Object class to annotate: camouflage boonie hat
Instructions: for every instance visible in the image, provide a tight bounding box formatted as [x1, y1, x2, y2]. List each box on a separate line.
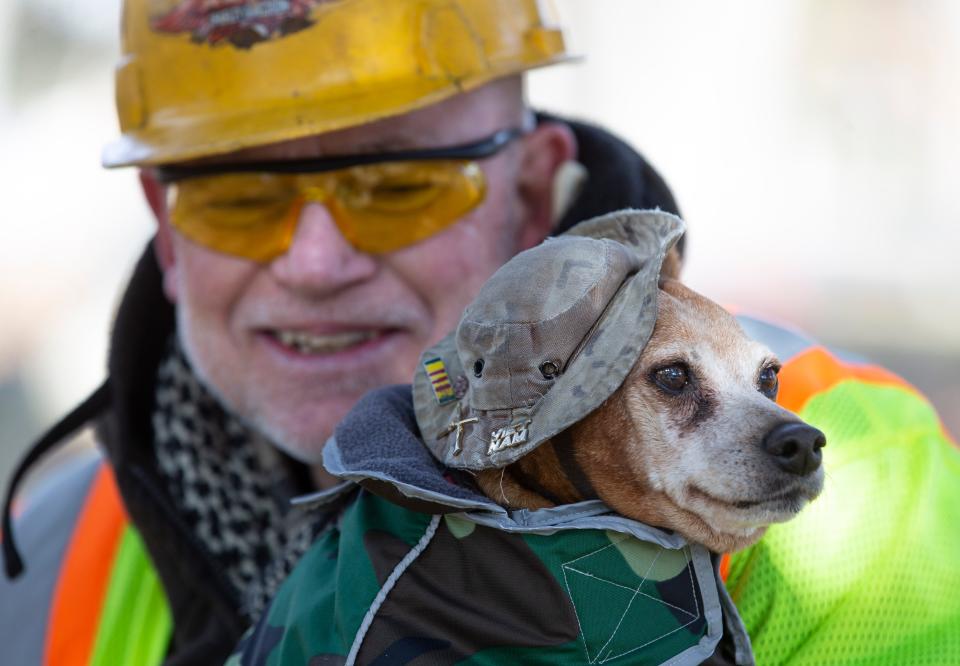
[413, 209, 685, 470]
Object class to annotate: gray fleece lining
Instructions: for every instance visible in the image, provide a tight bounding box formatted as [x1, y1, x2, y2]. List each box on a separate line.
[319, 385, 498, 509]
[464, 508, 689, 550]
[323, 439, 501, 513]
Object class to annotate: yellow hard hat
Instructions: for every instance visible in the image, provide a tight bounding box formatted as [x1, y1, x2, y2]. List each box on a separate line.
[104, 0, 569, 168]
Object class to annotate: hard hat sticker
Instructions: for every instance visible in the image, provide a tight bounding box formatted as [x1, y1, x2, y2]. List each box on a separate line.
[151, 0, 331, 49]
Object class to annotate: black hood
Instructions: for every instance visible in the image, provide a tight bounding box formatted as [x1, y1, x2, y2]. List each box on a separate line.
[547, 113, 682, 250]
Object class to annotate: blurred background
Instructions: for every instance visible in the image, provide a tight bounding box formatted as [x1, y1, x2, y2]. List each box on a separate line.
[2, 0, 958, 485]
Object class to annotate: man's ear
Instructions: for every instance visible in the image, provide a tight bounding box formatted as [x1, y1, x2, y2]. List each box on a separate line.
[515, 120, 577, 250]
[139, 169, 179, 303]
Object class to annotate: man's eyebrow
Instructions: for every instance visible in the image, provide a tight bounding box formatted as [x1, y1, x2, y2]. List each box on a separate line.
[175, 133, 431, 168]
[353, 140, 409, 153]
[297, 128, 443, 155]
[354, 134, 443, 152]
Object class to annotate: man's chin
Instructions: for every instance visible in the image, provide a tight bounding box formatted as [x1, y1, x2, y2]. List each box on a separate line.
[263, 436, 327, 466]
[242, 414, 334, 466]
[177, 321, 412, 464]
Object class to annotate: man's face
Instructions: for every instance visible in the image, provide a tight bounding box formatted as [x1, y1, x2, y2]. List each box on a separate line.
[155, 81, 564, 463]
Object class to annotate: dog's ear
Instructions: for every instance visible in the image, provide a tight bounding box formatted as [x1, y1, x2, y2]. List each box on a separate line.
[660, 246, 683, 281]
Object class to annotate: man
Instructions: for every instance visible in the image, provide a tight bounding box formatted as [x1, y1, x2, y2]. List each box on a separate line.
[0, 1, 680, 663]
[5, 0, 960, 664]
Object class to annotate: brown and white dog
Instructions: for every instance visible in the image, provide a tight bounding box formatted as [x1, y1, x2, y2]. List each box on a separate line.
[475, 270, 826, 554]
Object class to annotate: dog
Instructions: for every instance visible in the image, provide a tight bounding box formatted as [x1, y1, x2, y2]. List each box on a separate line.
[244, 211, 824, 664]
[472, 265, 826, 554]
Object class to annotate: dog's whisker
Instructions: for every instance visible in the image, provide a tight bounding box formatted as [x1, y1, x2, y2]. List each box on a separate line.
[499, 468, 510, 505]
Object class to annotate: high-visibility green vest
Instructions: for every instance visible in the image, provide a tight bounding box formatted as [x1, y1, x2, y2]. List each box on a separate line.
[726, 316, 960, 664]
[1, 456, 171, 665]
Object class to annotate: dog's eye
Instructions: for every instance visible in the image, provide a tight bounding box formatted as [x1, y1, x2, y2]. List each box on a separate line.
[653, 364, 689, 394]
[758, 366, 779, 399]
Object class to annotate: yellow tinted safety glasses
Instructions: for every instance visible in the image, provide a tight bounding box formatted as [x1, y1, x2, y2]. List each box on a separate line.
[167, 161, 485, 261]
[159, 128, 523, 262]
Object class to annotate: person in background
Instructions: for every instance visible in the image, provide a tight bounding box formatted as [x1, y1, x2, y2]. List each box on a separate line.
[3, 1, 959, 664]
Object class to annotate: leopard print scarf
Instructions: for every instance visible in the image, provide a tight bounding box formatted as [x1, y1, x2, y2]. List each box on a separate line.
[152, 338, 320, 621]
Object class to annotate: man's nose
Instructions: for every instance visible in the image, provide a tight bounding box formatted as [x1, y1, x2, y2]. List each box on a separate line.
[269, 202, 377, 293]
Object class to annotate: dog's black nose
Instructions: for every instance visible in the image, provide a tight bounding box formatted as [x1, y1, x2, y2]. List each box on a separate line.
[762, 422, 826, 476]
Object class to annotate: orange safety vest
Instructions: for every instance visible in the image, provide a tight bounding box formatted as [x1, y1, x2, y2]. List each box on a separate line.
[2, 456, 171, 666]
[717, 315, 922, 579]
[725, 315, 960, 664]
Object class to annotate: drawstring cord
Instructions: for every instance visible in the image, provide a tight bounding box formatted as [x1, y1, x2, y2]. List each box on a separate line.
[2, 381, 111, 578]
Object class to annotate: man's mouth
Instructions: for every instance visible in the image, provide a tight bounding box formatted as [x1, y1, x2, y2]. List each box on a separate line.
[270, 329, 381, 355]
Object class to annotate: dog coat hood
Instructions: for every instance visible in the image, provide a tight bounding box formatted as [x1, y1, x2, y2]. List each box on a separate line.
[414, 209, 684, 470]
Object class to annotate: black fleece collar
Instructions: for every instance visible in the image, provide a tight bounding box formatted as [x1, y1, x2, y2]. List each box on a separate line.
[305, 385, 500, 515]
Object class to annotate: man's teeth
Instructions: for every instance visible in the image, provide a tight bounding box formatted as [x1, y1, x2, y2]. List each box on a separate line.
[275, 330, 377, 354]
